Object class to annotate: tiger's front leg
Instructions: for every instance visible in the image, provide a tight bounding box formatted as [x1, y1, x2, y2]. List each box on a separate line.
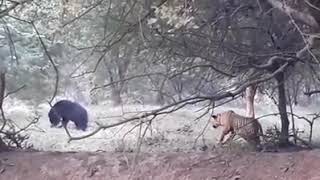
[221, 132, 236, 145]
[218, 129, 230, 145]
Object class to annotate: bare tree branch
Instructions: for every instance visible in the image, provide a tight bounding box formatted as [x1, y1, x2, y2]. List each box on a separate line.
[68, 60, 289, 142]
[305, 0, 320, 12]
[73, 0, 169, 77]
[2, 19, 18, 64]
[31, 22, 59, 104]
[304, 90, 320, 96]
[6, 15, 60, 104]
[63, 0, 105, 27]
[169, 64, 236, 79]
[267, 0, 319, 28]
[90, 72, 166, 92]
[0, 71, 7, 132]
[4, 84, 26, 98]
[0, 0, 32, 18]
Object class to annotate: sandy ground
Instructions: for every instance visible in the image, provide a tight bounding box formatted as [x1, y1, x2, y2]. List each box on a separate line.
[1, 149, 320, 180]
[2, 100, 320, 179]
[5, 101, 320, 153]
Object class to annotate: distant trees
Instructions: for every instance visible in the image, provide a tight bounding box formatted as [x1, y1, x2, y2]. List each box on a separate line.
[139, 0, 320, 146]
[0, 0, 319, 146]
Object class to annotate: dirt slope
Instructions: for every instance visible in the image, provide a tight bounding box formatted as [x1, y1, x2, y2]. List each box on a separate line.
[1, 149, 320, 180]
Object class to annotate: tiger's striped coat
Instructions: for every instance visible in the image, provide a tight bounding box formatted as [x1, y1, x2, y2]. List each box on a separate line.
[211, 110, 263, 150]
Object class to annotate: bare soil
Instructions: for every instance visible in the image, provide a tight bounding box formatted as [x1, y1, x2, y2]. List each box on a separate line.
[1, 149, 320, 180]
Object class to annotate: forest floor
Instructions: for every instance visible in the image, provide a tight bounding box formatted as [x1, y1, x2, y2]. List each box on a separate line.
[3, 101, 320, 179]
[1, 148, 320, 180]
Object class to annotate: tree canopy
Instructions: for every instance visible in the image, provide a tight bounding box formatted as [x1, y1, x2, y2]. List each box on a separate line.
[0, 0, 319, 147]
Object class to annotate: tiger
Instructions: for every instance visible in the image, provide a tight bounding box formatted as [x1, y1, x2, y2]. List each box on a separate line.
[211, 110, 263, 150]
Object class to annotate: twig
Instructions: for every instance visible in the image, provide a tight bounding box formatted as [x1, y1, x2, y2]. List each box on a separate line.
[63, 0, 105, 27]
[133, 116, 155, 165]
[71, 0, 170, 78]
[63, 125, 72, 142]
[304, 90, 320, 96]
[90, 72, 166, 92]
[2, 19, 18, 64]
[4, 84, 26, 98]
[31, 22, 59, 104]
[8, 115, 40, 135]
[267, 0, 319, 28]
[0, 0, 31, 18]
[193, 118, 210, 149]
[169, 64, 236, 79]
[121, 121, 145, 141]
[305, 0, 320, 14]
[8, 15, 60, 104]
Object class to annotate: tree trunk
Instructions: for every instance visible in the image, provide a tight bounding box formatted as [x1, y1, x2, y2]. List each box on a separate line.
[0, 69, 7, 151]
[0, 138, 7, 151]
[111, 89, 122, 106]
[155, 78, 166, 105]
[0, 72, 5, 109]
[245, 84, 257, 118]
[275, 72, 290, 146]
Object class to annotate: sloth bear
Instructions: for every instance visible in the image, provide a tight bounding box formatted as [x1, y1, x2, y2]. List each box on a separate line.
[48, 100, 88, 131]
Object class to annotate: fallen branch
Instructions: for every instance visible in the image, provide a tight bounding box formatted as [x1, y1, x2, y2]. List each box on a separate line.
[67, 62, 289, 142]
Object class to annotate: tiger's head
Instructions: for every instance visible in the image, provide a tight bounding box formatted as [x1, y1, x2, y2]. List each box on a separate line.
[211, 113, 222, 129]
[210, 110, 234, 129]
